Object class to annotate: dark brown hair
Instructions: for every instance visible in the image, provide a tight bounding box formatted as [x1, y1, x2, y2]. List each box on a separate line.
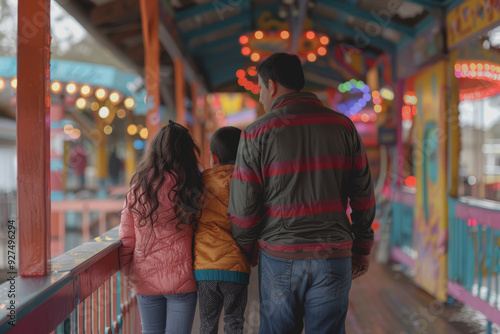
[126, 121, 203, 231]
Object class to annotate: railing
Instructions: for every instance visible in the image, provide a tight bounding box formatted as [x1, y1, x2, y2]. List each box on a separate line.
[448, 197, 500, 332]
[390, 187, 416, 269]
[51, 199, 124, 257]
[0, 227, 141, 333]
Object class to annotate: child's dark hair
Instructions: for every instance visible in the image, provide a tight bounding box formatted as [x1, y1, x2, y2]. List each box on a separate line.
[210, 126, 242, 165]
[256, 53, 305, 90]
[127, 121, 203, 231]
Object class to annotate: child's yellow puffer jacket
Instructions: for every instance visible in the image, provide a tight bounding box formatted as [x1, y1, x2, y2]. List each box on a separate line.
[194, 165, 250, 284]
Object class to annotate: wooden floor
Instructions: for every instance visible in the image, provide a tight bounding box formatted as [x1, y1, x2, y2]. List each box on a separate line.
[191, 247, 499, 334]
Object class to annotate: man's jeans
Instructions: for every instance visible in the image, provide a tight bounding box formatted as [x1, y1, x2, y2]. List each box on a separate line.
[258, 249, 352, 334]
[136, 292, 197, 334]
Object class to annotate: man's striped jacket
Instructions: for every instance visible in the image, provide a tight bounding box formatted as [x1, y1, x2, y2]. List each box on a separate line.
[228, 92, 376, 258]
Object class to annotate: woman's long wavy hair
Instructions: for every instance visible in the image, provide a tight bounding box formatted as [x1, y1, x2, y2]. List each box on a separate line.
[126, 121, 203, 232]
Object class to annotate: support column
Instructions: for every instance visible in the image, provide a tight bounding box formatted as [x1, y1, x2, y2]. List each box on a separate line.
[140, 0, 162, 141]
[175, 57, 186, 126]
[18, 0, 51, 277]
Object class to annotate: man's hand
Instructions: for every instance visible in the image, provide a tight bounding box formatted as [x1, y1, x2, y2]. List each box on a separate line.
[351, 253, 370, 279]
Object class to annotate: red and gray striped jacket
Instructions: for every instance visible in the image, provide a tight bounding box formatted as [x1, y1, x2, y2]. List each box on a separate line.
[228, 92, 375, 257]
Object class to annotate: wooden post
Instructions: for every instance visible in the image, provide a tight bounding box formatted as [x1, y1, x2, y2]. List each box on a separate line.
[175, 57, 186, 126]
[18, 0, 51, 277]
[140, 0, 162, 142]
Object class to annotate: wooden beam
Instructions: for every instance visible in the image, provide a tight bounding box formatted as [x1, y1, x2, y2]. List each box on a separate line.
[140, 0, 162, 141]
[90, 0, 140, 26]
[18, 0, 51, 277]
[54, 0, 143, 75]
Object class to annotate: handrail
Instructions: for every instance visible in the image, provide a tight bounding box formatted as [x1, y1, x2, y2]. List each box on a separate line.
[448, 197, 500, 329]
[390, 186, 417, 269]
[0, 226, 139, 333]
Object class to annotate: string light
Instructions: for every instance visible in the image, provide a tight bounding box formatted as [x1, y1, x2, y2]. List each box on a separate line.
[75, 97, 87, 110]
[127, 124, 138, 135]
[124, 97, 135, 110]
[80, 85, 91, 96]
[66, 82, 77, 94]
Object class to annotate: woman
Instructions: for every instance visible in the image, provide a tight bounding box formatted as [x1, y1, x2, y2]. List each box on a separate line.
[119, 121, 203, 334]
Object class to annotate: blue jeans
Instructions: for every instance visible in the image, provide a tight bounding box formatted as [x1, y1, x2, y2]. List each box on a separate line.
[258, 250, 352, 334]
[136, 292, 197, 334]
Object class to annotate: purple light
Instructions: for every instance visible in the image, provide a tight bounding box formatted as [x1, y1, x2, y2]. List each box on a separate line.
[363, 93, 371, 101]
[362, 85, 370, 93]
[454, 71, 461, 78]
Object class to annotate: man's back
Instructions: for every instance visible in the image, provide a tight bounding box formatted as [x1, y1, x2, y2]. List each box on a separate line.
[229, 91, 375, 257]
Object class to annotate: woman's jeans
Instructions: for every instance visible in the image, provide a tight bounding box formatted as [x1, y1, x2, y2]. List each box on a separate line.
[258, 249, 352, 334]
[136, 292, 197, 334]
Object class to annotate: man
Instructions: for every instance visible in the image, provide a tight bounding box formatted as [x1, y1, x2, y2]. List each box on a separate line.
[228, 53, 375, 334]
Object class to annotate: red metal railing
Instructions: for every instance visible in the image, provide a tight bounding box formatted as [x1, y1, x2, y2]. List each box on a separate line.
[0, 227, 140, 333]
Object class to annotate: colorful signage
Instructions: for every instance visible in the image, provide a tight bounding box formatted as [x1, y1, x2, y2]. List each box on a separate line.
[447, 0, 500, 49]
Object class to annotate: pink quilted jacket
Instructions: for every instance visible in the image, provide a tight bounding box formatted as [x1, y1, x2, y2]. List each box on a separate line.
[118, 172, 197, 295]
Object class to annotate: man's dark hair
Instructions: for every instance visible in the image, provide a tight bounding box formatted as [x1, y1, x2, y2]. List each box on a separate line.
[256, 53, 305, 90]
[210, 126, 242, 165]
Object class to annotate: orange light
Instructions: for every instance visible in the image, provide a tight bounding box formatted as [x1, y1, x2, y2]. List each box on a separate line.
[402, 110, 412, 121]
[411, 106, 418, 116]
[361, 113, 369, 122]
[236, 69, 246, 78]
[405, 176, 417, 187]
[251, 85, 260, 94]
[238, 78, 247, 86]
[280, 31, 290, 39]
[372, 91, 380, 98]
[317, 47, 327, 56]
[374, 105, 382, 113]
[244, 82, 253, 90]
[307, 53, 317, 62]
[320, 36, 330, 45]
[239, 35, 249, 44]
[402, 105, 411, 113]
[254, 31, 264, 39]
[247, 66, 257, 76]
[306, 31, 316, 40]
[251, 53, 261, 62]
[454, 64, 461, 71]
[241, 47, 251, 56]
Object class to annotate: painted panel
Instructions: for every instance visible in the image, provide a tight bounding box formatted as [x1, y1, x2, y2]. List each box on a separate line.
[412, 61, 448, 302]
[447, 0, 500, 50]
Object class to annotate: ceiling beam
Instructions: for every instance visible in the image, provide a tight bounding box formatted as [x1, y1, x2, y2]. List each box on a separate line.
[90, 0, 140, 26]
[314, 16, 396, 51]
[189, 35, 240, 55]
[182, 12, 251, 42]
[316, 0, 416, 38]
[158, 22, 208, 94]
[54, 0, 143, 75]
[175, 0, 250, 22]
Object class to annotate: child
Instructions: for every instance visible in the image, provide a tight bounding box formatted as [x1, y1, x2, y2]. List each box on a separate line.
[119, 121, 203, 334]
[194, 126, 250, 334]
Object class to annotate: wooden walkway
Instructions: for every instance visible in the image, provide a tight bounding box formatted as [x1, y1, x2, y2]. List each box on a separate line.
[191, 248, 498, 334]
